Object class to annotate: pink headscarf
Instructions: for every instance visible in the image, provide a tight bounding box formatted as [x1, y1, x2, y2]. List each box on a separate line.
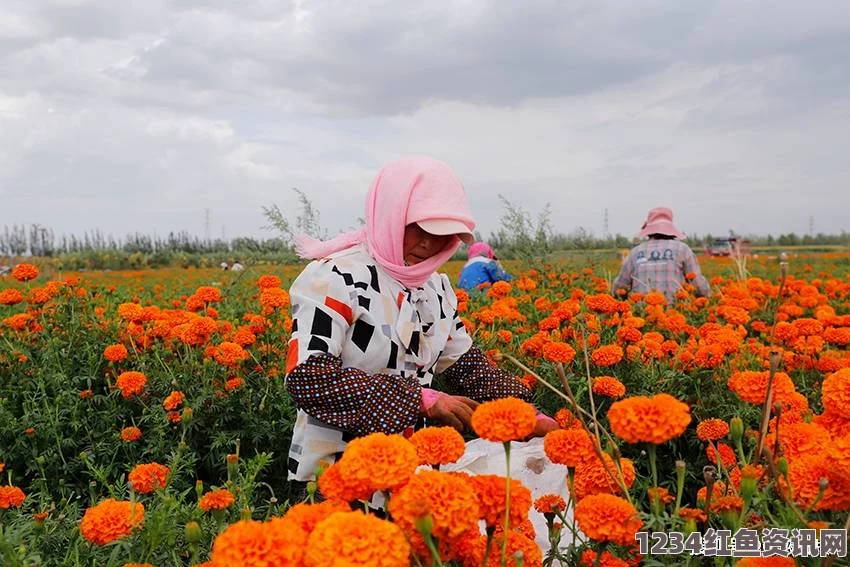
[468, 241, 494, 260]
[294, 156, 476, 289]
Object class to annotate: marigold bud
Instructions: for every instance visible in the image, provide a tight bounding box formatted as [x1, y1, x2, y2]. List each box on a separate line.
[185, 520, 202, 544]
[729, 418, 744, 443]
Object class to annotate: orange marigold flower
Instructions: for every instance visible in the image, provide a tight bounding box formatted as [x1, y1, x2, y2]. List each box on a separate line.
[590, 344, 624, 367]
[11, 263, 39, 282]
[80, 499, 144, 545]
[79, 389, 93, 399]
[213, 341, 249, 367]
[574, 494, 642, 546]
[467, 474, 532, 529]
[706, 443, 737, 467]
[483, 531, 542, 567]
[282, 500, 351, 532]
[554, 408, 583, 430]
[0, 486, 26, 509]
[193, 286, 222, 303]
[162, 390, 185, 411]
[305, 511, 410, 567]
[0, 288, 24, 306]
[211, 518, 307, 566]
[647, 487, 674, 506]
[696, 419, 729, 442]
[496, 329, 513, 343]
[257, 275, 282, 289]
[727, 370, 796, 405]
[607, 394, 691, 444]
[224, 376, 243, 391]
[585, 294, 623, 314]
[318, 462, 371, 502]
[33, 512, 49, 523]
[336, 433, 419, 495]
[678, 507, 707, 523]
[822, 368, 850, 419]
[120, 426, 142, 443]
[128, 463, 170, 494]
[199, 489, 235, 512]
[3, 313, 31, 331]
[116, 371, 147, 398]
[409, 426, 465, 466]
[388, 470, 479, 541]
[471, 397, 537, 442]
[544, 428, 595, 468]
[711, 494, 744, 514]
[103, 344, 129, 363]
[592, 376, 626, 399]
[534, 494, 566, 515]
[574, 453, 635, 500]
[776, 422, 831, 460]
[259, 287, 290, 312]
[117, 302, 145, 322]
[644, 292, 667, 306]
[542, 341, 576, 364]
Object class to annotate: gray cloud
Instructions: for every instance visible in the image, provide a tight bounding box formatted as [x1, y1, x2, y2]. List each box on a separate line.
[1, 0, 848, 242]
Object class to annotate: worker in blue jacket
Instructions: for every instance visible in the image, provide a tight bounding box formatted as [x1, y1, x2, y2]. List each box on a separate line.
[458, 242, 512, 290]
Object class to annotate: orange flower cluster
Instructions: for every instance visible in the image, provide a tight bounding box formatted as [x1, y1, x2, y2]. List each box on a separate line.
[128, 462, 170, 494]
[592, 376, 626, 399]
[696, 418, 729, 441]
[324, 433, 419, 500]
[305, 511, 410, 567]
[607, 394, 691, 444]
[388, 469, 479, 541]
[590, 344, 624, 367]
[210, 517, 307, 566]
[212, 341, 249, 367]
[120, 426, 142, 443]
[80, 499, 145, 545]
[11, 263, 39, 282]
[542, 341, 576, 364]
[574, 493, 642, 546]
[471, 397, 537, 442]
[162, 390, 185, 411]
[198, 489, 235, 512]
[0, 486, 26, 509]
[116, 371, 147, 398]
[103, 343, 129, 363]
[408, 426, 465, 466]
[544, 428, 595, 468]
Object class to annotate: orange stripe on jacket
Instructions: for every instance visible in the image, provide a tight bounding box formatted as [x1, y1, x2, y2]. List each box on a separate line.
[324, 296, 353, 325]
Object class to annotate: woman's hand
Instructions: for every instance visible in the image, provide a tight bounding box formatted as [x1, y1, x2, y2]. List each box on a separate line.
[530, 413, 560, 438]
[423, 392, 479, 433]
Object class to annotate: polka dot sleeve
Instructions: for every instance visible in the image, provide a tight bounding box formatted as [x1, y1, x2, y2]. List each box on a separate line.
[285, 353, 423, 437]
[441, 346, 533, 402]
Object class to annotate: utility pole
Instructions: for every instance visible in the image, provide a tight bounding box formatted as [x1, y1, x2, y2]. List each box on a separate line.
[808, 215, 814, 237]
[603, 208, 610, 239]
[204, 208, 211, 243]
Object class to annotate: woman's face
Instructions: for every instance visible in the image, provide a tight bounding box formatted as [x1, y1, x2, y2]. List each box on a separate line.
[403, 223, 453, 266]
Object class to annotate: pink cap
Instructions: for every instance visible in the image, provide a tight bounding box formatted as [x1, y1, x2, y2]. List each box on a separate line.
[467, 241, 494, 259]
[638, 207, 685, 239]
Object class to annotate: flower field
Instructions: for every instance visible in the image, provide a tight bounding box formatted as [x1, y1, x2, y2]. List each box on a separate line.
[1, 253, 850, 566]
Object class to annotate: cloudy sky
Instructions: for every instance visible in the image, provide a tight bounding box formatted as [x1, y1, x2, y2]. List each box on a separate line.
[2, 0, 849, 243]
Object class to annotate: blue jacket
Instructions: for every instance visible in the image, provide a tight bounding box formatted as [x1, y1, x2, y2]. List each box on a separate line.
[458, 257, 513, 290]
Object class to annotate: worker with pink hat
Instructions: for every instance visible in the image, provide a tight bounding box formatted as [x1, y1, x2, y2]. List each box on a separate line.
[458, 241, 513, 291]
[612, 207, 711, 303]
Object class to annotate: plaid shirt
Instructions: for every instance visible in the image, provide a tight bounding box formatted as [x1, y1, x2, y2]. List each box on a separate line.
[612, 239, 711, 302]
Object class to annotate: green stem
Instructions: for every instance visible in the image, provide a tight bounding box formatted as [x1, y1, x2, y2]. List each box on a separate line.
[648, 444, 658, 487]
[501, 441, 512, 567]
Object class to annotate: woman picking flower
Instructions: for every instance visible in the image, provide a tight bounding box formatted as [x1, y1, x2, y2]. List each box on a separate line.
[284, 156, 559, 488]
